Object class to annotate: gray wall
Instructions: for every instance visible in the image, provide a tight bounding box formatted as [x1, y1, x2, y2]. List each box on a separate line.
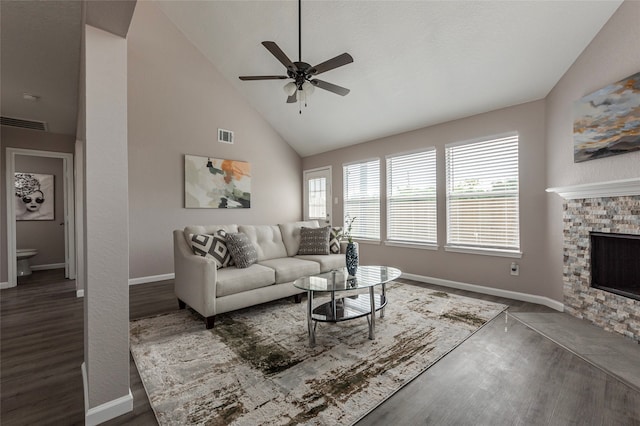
[15, 155, 65, 267]
[303, 100, 551, 300]
[126, 2, 302, 279]
[84, 23, 130, 410]
[0, 126, 75, 283]
[544, 0, 640, 302]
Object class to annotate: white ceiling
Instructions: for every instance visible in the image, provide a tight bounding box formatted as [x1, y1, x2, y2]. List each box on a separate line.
[1, 1, 623, 157]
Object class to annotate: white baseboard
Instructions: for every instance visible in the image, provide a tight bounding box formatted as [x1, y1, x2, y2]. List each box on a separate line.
[31, 263, 65, 271]
[82, 362, 133, 425]
[129, 273, 175, 286]
[1, 281, 15, 289]
[77, 289, 85, 298]
[401, 273, 564, 312]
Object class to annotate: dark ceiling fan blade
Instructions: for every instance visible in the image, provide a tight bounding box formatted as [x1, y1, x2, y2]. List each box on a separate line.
[239, 75, 288, 81]
[310, 79, 350, 96]
[262, 41, 298, 72]
[308, 53, 353, 76]
[286, 94, 297, 103]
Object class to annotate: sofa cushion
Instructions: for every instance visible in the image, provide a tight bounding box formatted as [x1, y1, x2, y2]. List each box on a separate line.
[189, 230, 234, 269]
[216, 264, 275, 297]
[298, 226, 331, 255]
[226, 233, 259, 268]
[278, 220, 320, 257]
[238, 225, 288, 261]
[258, 257, 320, 284]
[295, 254, 346, 273]
[330, 227, 342, 254]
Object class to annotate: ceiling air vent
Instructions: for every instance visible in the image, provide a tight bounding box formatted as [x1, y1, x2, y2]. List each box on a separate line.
[218, 128, 234, 144]
[1, 116, 48, 131]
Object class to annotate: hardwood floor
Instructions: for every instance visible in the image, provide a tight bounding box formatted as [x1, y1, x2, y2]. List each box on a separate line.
[1, 271, 639, 425]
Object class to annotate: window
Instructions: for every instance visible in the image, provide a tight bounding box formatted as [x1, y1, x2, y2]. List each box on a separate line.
[445, 134, 520, 254]
[308, 177, 327, 219]
[386, 149, 437, 246]
[343, 159, 380, 240]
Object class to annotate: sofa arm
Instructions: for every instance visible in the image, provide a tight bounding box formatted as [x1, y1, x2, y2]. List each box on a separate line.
[173, 230, 217, 318]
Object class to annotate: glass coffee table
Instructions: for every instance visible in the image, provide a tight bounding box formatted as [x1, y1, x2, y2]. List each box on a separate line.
[293, 265, 402, 346]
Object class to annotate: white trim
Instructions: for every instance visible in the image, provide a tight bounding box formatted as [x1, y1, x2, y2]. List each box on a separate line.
[86, 391, 133, 426]
[83, 359, 133, 425]
[0, 282, 15, 289]
[129, 273, 175, 286]
[77, 289, 84, 298]
[84, 380, 133, 425]
[444, 245, 523, 259]
[546, 178, 640, 200]
[30, 263, 66, 271]
[6, 148, 76, 287]
[82, 362, 89, 413]
[402, 273, 564, 312]
[384, 241, 439, 251]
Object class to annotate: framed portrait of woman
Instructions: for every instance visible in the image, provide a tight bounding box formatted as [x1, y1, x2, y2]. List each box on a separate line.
[14, 172, 54, 221]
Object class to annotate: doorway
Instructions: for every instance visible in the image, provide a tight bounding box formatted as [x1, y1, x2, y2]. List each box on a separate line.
[303, 166, 332, 226]
[4, 148, 75, 288]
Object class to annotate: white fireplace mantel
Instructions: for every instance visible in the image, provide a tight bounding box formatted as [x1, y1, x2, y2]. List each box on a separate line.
[546, 178, 640, 200]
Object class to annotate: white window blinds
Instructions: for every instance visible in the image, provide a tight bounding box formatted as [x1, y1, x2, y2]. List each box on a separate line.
[445, 134, 520, 251]
[386, 149, 437, 245]
[343, 159, 380, 240]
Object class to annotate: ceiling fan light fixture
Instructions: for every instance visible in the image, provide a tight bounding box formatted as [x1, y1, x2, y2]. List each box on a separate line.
[302, 81, 315, 95]
[283, 81, 297, 96]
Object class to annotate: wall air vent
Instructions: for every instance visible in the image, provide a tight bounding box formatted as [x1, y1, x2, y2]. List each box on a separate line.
[1, 116, 48, 131]
[218, 128, 234, 144]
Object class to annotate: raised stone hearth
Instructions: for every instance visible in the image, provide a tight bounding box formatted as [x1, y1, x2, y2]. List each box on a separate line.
[562, 195, 640, 342]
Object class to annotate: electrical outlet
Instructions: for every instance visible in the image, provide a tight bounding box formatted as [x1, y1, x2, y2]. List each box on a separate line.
[510, 262, 519, 276]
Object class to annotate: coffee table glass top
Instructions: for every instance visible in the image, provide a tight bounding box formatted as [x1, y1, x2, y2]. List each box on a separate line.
[293, 265, 401, 292]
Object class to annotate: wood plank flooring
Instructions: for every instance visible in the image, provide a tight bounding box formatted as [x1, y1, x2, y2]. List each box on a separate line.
[1, 270, 639, 425]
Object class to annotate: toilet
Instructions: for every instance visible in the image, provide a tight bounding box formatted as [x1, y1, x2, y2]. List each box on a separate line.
[16, 249, 38, 276]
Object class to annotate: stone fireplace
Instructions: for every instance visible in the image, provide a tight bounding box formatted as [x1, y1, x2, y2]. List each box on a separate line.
[561, 193, 640, 342]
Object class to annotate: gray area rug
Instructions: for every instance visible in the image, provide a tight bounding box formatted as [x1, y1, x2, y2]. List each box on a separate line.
[130, 283, 507, 425]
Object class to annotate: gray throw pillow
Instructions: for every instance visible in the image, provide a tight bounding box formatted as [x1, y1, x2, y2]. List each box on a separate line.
[226, 232, 258, 268]
[298, 226, 331, 255]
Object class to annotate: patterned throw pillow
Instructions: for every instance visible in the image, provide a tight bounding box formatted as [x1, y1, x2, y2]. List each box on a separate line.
[189, 230, 234, 269]
[329, 227, 342, 254]
[226, 232, 258, 269]
[298, 226, 331, 255]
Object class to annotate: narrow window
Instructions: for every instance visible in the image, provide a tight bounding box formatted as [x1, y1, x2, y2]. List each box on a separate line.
[343, 159, 380, 241]
[386, 149, 437, 245]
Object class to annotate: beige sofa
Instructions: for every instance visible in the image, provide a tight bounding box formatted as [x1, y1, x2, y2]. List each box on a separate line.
[173, 220, 347, 328]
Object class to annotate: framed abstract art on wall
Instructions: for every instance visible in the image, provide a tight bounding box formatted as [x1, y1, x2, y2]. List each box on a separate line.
[184, 154, 251, 208]
[573, 71, 640, 163]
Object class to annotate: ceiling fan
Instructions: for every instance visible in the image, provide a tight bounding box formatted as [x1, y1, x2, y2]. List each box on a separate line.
[239, 0, 353, 111]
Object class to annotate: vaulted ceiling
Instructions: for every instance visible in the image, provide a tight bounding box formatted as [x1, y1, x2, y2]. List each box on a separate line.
[1, 1, 623, 157]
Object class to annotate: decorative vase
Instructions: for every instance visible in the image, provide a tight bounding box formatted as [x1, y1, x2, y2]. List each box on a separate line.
[345, 242, 358, 276]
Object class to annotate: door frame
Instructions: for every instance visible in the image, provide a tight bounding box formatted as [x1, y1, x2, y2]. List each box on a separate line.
[303, 166, 332, 225]
[4, 148, 76, 288]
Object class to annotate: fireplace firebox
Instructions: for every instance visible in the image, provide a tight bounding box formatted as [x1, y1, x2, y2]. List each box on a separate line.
[590, 232, 640, 301]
